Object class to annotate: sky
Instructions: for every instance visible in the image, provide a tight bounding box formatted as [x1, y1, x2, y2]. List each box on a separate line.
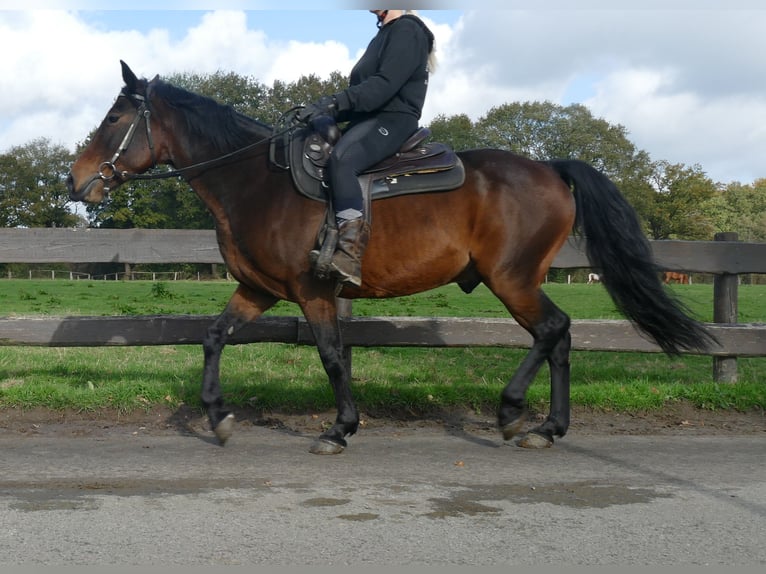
[1, 1, 766, 185]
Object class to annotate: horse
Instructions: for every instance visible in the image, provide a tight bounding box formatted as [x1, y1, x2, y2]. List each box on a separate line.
[587, 273, 600, 284]
[663, 271, 690, 285]
[67, 61, 716, 453]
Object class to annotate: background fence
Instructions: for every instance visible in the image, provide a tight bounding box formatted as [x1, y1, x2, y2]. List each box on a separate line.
[0, 228, 764, 383]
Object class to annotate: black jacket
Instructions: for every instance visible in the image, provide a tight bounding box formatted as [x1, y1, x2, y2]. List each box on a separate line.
[334, 15, 434, 121]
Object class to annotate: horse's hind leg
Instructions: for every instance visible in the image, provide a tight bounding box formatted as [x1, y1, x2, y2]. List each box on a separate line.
[202, 285, 278, 445]
[516, 329, 571, 449]
[493, 288, 571, 448]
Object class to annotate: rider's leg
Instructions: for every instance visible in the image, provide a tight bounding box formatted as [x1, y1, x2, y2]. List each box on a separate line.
[324, 113, 417, 286]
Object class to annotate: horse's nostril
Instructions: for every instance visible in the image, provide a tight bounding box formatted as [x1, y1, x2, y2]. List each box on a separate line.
[66, 173, 76, 198]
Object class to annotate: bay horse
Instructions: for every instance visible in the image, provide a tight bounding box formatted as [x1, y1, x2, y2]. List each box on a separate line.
[67, 62, 715, 453]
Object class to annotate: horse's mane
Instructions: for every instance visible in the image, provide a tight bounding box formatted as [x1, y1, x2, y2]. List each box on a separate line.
[151, 80, 273, 153]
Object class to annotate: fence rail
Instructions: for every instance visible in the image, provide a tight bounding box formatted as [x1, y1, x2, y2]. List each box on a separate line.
[0, 228, 764, 272]
[0, 315, 762, 357]
[0, 228, 764, 382]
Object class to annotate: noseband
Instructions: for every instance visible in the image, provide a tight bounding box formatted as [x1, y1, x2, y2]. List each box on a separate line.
[97, 90, 157, 194]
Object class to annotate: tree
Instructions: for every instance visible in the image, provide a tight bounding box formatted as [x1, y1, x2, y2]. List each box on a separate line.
[169, 69, 348, 125]
[265, 72, 348, 123]
[705, 179, 766, 242]
[445, 101, 659, 233]
[427, 113, 482, 151]
[644, 161, 717, 240]
[0, 138, 80, 228]
[85, 177, 214, 230]
[169, 70, 269, 120]
[474, 102, 647, 180]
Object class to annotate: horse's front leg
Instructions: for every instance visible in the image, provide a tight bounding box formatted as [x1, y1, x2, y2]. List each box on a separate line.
[202, 285, 277, 445]
[300, 296, 359, 455]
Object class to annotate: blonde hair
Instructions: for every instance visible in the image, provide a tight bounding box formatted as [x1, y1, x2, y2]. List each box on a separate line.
[403, 10, 438, 73]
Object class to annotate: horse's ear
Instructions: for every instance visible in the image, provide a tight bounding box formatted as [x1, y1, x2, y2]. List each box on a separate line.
[120, 60, 139, 92]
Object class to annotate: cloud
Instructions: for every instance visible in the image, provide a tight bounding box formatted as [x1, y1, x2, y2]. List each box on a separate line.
[0, 10, 356, 151]
[421, 9, 766, 183]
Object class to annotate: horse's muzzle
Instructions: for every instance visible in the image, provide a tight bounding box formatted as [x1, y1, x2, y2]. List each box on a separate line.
[67, 173, 106, 203]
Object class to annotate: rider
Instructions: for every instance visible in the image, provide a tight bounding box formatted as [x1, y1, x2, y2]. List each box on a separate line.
[298, 9, 436, 288]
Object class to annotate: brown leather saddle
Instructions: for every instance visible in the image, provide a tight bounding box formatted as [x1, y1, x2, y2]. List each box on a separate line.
[270, 118, 465, 203]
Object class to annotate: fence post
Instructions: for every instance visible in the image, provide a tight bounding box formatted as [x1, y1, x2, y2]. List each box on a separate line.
[713, 232, 739, 383]
[337, 297, 353, 376]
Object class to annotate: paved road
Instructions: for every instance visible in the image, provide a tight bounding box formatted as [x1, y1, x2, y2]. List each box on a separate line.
[0, 423, 764, 566]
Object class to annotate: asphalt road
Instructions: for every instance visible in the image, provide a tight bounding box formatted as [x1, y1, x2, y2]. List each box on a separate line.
[0, 423, 764, 566]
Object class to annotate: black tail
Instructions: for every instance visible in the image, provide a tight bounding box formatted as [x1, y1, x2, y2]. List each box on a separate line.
[548, 159, 717, 355]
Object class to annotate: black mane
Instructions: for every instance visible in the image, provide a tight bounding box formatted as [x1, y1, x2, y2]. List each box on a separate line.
[151, 80, 273, 153]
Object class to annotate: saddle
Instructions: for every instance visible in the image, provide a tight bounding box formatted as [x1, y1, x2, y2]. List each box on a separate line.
[269, 113, 466, 282]
[270, 116, 465, 203]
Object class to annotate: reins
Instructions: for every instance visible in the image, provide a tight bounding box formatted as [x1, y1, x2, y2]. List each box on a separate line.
[98, 91, 300, 191]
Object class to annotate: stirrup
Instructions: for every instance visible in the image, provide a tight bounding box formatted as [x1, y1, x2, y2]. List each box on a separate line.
[310, 225, 339, 280]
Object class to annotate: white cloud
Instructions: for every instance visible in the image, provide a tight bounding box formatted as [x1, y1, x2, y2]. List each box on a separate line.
[586, 68, 766, 183]
[420, 9, 766, 183]
[0, 10, 356, 152]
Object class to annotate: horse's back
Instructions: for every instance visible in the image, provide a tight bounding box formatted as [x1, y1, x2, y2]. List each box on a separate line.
[349, 148, 576, 297]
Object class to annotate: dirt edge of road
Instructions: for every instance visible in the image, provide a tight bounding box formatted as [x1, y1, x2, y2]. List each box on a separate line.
[1, 402, 763, 439]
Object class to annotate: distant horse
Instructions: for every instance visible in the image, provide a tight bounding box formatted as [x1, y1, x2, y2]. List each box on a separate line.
[587, 273, 601, 284]
[663, 271, 690, 285]
[67, 62, 715, 453]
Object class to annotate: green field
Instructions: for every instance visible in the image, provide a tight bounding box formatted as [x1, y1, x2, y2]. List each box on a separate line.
[0, 279, 763, 416]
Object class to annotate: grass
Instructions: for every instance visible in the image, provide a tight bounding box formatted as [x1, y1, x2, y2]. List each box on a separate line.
[0, 279, 763, 416]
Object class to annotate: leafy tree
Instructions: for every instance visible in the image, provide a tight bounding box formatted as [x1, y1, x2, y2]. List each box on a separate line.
[169, 70, 269, 120]
[85, 178, 213, 230]
[169, 69, 347, 125]
[0, 138, 80, 228]
[444, 101, 659, 233]
[265, 72, 348, 124]
[427, 113, 482, 151]
[474, 102, 646, 179]
[645, 161, 717, 240]
[705, 179, 766, 242]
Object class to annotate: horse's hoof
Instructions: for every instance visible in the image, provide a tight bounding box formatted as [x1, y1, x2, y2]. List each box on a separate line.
[309, 438, 346, 455]
[214, 413, 235, 446]
[516, 432, 553, 449]
[501, 418, 526, 441]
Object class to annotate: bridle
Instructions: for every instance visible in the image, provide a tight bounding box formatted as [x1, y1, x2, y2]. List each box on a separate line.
[95, 88, 298, 194]
[97, 90, 156, 193]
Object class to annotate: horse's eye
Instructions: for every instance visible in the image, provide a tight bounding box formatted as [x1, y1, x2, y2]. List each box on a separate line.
[108, 115, 119, 124]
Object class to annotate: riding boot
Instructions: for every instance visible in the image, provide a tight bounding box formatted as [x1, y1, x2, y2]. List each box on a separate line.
[329, 217, 370, 287]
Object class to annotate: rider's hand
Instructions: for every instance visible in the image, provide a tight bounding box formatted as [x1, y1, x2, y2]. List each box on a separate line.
[297, 95, 338, 124]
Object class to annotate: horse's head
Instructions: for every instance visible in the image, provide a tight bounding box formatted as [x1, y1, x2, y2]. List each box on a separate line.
[67, 61, 163, 203]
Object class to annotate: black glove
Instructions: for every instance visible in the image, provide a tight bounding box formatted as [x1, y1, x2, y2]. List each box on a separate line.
[297, 95, 337, 124]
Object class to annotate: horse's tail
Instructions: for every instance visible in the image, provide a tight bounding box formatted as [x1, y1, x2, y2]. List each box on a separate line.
[547, 159, 717, 355]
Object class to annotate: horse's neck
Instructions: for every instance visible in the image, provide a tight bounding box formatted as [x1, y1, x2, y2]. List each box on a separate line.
[182, 148, 287, 221]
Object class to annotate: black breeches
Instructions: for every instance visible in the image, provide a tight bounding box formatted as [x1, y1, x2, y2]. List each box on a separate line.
[328, 113, 418, 214]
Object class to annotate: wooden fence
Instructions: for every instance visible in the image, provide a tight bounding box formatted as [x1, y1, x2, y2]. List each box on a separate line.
[0, 228, 764, 382]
